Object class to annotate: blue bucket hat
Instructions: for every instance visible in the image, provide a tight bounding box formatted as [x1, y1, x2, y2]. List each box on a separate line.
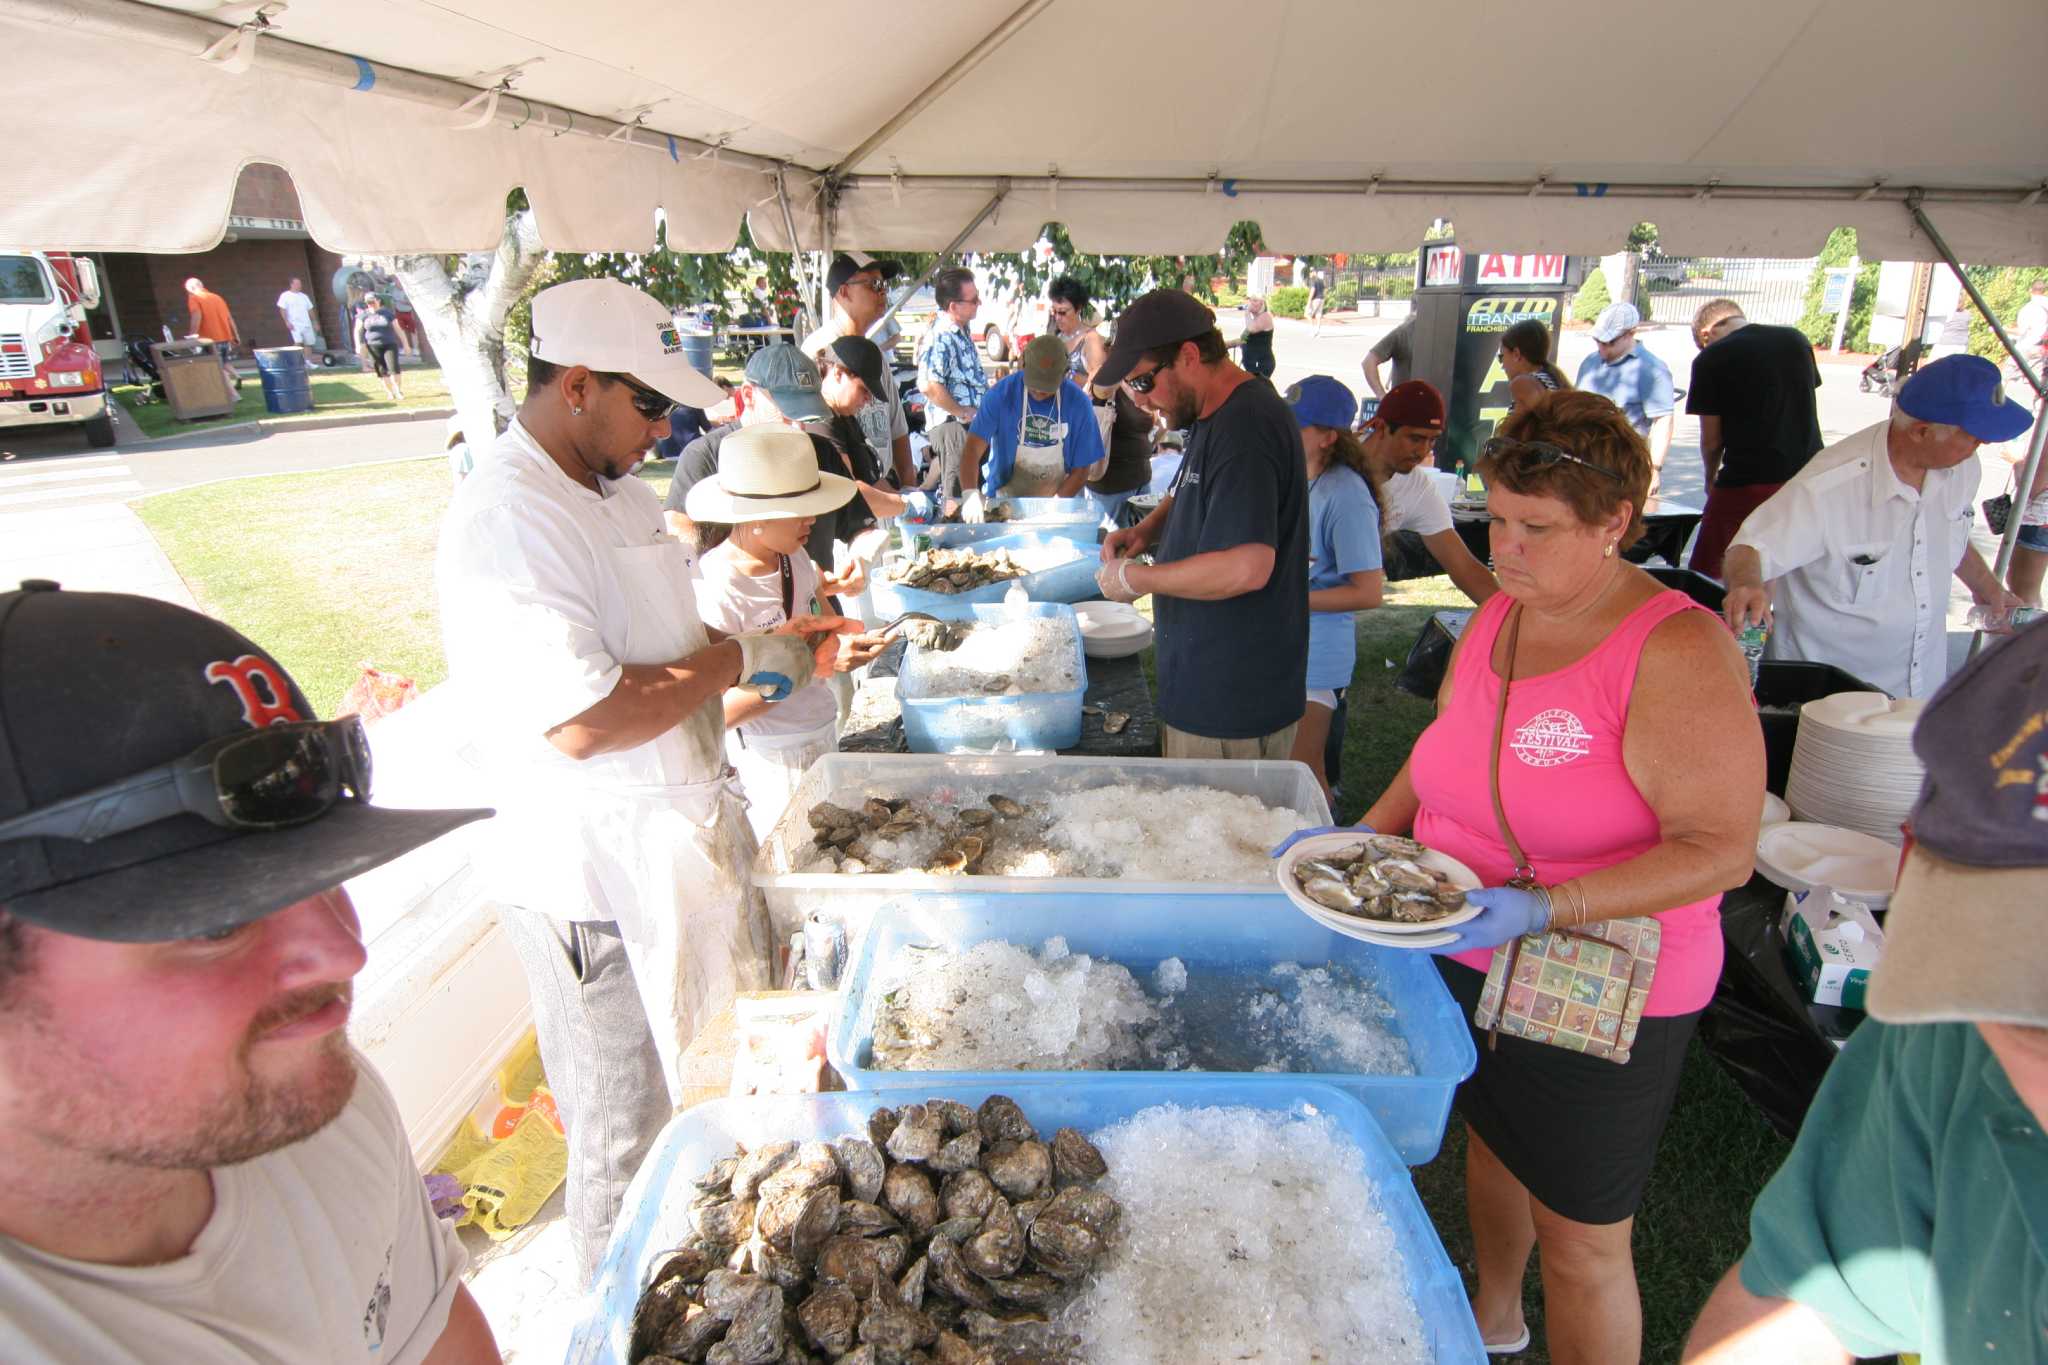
[1897, 354, 2034, 443]
[1284, 374, 1357, 431]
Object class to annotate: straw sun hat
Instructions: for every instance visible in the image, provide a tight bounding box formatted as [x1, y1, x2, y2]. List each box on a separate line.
[682, 425, 857, 523]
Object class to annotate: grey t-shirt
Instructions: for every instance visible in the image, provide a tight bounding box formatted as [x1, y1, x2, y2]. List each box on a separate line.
[1372, 317, 1415, 386]
[803, 323, 906, 462]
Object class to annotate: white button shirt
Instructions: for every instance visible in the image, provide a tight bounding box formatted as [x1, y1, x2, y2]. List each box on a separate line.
[1731, 421, 1980, 698]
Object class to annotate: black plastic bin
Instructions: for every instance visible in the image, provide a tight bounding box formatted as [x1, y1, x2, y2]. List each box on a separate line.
[1644, 565, 1726, 613]
[1754, 661, 1884, 795]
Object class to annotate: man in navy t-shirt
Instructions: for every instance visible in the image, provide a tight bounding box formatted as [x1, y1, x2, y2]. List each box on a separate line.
[1093, 289, 1309, 756]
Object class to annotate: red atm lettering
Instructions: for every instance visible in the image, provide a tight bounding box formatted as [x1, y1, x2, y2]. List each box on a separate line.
[1478, 254, 1567, 282]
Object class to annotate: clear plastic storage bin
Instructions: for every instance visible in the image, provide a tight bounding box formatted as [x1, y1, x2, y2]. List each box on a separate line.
[829, 894, 1476, 1163]
[897, 603, 1088, 753]
[868, 530, 1100, 621]
[567, 1080, 1486, 1365]
[919, 496, 1100, 549]
[749, 754, 1333, 941]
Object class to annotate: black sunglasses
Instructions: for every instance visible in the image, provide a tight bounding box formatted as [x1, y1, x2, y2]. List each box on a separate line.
[1125, 354, 1178, 395]
[0, 718, 373, 845]
[611, 373, 679, 422]
[1480, 436, 1624, 484]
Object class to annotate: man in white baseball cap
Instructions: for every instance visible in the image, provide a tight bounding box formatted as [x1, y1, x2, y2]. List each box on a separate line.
[1575, 299, 1677, 489]
[435, 278, 856, 1284]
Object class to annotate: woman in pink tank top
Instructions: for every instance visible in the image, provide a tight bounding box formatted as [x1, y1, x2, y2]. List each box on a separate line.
[1357, 394, 1763, 1363]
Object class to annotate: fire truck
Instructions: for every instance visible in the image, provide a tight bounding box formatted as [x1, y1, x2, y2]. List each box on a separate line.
[0, 250, 113, 448]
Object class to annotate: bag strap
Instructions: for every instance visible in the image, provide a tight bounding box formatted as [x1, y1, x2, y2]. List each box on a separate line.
[779, 554, 795, 621]
[1487, 602, 1538, 886]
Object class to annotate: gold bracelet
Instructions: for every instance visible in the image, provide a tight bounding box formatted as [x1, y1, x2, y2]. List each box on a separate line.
[1549, 879, 1585, 929]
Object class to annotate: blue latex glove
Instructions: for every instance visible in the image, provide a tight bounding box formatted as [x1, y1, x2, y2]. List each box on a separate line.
[1269, 823, 1374, 859]
[1428, 885, 1553, 955]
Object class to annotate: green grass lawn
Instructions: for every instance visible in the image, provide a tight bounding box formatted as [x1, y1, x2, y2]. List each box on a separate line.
[114, 363, 452, 440]
[139, 461, 1790, 1360]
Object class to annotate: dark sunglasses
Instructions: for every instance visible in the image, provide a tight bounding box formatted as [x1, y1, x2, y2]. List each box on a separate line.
[0, 718, 373, 845]
[612, 373, 679, 422]
[1125, 355, 1178, 394]
[1480, 436, 1624, 484]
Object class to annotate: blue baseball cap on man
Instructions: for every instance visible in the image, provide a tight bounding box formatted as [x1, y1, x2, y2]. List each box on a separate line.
[742, 344, 829, 422]
[1284, 374, 1358, 430]
[1897, 353, 2034, 443]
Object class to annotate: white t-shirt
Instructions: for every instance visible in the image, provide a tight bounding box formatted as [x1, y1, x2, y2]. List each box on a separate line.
[693, 542, 838, 739]
[1732, 421, 1980, 699]
[2015, 296, 2048, 352]
[1378, 467, 1454, 537]
[276, 290, 316, 330]
[0, 1058, 463, 1365]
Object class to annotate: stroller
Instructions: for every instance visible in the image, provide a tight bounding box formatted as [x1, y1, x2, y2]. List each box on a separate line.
[1859, 337, 1924, 396]
[121, 337, 165, 404]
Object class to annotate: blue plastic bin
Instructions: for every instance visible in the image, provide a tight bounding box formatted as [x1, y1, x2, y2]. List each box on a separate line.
[896, 603, 1087, 753]
[922, 496, 1101, 549]
[567, 1079, 1485, 1365]
[254, 346, 312, 414]
[829, 894, 1476, 1164]
[868, 530, 1100, 622]
[677, 329, 715, 378]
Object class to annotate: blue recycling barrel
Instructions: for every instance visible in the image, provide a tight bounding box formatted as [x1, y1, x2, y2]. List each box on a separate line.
[254, 347, 313, 415]
[678, 330, 715, 378]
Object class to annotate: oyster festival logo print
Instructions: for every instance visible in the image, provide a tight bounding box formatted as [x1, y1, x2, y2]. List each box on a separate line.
[1511, 707, 1593, 767]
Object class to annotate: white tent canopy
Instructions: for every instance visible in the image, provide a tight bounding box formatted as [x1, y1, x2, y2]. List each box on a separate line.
[6, 0, 2047, 261]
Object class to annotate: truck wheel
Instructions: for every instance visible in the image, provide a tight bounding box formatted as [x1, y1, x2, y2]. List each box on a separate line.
[983, 327, 1009, 363]
[83, 411, 117, 448]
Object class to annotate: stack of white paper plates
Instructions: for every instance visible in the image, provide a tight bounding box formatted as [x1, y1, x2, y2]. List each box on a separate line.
[1755, 821, 1900, 906]
[1784, 692, 1924, 843]
[1072, 600, 1154, 659]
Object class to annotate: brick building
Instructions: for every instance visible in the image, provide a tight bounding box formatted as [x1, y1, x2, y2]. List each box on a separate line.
[85, 164, 428, 364]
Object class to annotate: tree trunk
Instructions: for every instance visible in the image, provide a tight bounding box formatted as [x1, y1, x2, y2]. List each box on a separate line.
[378, 209, 546, 455]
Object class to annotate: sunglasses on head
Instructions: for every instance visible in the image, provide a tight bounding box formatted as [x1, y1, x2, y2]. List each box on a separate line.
[1124, 354, 1178, 394]
[1480, 436, 1624, 484]
[0, 718, 373, 846]
[611, 373, 678, 422]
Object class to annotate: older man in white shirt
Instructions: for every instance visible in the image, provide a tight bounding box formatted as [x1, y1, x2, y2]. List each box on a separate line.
[1723, 355, 2031, 698]
[436, 280, 851, 1285]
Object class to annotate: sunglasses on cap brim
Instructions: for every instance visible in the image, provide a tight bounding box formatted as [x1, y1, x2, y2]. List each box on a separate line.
[0, 718, 374, 846]
[1480, 436, 1624, 484]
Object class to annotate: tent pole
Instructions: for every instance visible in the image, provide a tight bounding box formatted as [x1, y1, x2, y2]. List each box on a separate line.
[869, 185, 1013, 336]
[826, 0, 1056, 178]
[1908, 196, 2046, 656]
[774, 170, 818, 340]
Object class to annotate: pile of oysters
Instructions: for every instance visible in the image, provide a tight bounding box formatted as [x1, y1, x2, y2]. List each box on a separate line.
[1290, 834, 1472, 923]
[628, 1095, 1119, 1364]
[883, 548, 1036, 595]
[806, 796, 1036, 876]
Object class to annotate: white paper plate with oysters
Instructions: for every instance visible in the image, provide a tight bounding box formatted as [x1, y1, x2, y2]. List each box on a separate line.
[1273, 831, 1484, 949]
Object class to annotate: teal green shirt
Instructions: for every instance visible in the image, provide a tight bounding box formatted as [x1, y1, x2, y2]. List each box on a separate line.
[1739, 1021, 2048, 1362]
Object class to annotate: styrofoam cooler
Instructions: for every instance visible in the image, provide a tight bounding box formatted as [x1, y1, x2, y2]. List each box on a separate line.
[919, 497, 1100, 549]
[868, 529, 1099, 621]
[829, 894, 1476, 1164]
[897, 603, 1087, 753]
[749, 754, 1332, 942]
[567, 1080, 1487, 1365]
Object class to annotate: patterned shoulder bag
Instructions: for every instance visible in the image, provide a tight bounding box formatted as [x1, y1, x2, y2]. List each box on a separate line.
[1469, 603, 1662, 1065]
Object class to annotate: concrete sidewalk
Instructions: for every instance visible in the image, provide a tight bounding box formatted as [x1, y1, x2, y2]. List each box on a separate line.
[0, 499, 197, 607]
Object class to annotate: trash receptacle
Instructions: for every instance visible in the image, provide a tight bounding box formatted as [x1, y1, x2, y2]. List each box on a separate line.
[679, 329, 715, 378]
[255, 347, 313, 415]
[152, 340, 237, 421]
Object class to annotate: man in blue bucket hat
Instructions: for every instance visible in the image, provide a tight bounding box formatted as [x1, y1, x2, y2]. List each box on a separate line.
[1722, 354, 2032, 697]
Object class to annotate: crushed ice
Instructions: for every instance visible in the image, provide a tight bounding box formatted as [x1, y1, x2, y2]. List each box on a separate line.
[899, 615, 1081, 699]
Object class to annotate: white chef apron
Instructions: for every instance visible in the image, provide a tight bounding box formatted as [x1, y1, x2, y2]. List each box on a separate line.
[1000, 392, 1069, 497]
[727, 715, 840, 842]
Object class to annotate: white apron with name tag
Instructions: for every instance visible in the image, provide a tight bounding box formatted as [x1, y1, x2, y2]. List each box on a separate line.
[1001, 394, 1069, 497]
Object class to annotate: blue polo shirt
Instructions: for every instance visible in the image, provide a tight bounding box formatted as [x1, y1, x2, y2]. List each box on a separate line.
[1305, 463, 1382, 691]
[1575, 345, 1675, 437]
[1738, 1020, 2048, 1362]
[966, 373, 1104, 495]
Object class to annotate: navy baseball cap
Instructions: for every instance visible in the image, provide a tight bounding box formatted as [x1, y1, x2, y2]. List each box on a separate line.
[1867, 617, 2048, 1026]
[824, 251, 903, 297]
[1284, 375, 1357, 430]
[1093, 289, 1217, 387]
[0, 584, 491, 943]
[1896, 353, 2034, 443]
[743, 344, 829, 422]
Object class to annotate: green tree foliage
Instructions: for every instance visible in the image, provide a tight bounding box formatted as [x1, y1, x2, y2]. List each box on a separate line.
[1962, 264, 2048, 368]
[1268, 286, 1310, 318]
[1571, 268, 1612, 323]
[1795, 228, 1880, 352]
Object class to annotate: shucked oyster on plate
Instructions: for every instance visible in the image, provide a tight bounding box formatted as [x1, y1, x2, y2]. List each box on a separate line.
[883, 546, 1036, 595]
[1291, 834, 1471, 923]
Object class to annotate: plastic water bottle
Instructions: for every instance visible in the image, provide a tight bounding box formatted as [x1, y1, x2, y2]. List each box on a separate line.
[1736, 623, 1768, 688]
[1966, 603, 2044, 632]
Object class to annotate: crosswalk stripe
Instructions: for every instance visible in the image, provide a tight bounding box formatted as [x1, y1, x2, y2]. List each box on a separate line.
[0, 453, 125, 472]
[0, 465, 135, 489]
[0, 480, 144, 508]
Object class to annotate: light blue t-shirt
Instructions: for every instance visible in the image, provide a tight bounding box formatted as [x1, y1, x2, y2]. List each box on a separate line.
[1305, 462, 1383, 690]
[1575, 345, 1676, 437]
[966, 373, 1105, 495]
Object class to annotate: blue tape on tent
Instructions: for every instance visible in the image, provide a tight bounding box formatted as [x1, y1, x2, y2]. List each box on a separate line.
[1221, 178, 1238, 197]
[1575, 182, 1609, 197]
[350, 56, 375, 91]
[668, 135, 679, 162]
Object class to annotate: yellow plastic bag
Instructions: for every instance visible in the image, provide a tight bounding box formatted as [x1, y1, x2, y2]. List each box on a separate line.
[430, 1032, 568, 1240]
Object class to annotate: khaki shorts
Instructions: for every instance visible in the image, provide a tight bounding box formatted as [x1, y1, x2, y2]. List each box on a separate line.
[1161, 721, 1299, 761]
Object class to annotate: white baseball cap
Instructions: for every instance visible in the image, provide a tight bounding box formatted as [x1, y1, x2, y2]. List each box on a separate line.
[1591, 301, 1642, 344]
[529, 279, 725, 408]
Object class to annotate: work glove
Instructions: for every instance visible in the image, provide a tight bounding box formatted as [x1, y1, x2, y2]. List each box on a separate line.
[900, 489, 936, 522]
[1269, 824, 1374, 859]
[1427, 885, 1553, 955]
[962, 489, 987, 524]
[734, 631, 816, 703]
[1094, 557, 1142, 604]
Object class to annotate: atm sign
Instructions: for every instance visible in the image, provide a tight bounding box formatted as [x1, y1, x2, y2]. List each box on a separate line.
[1422, 245, 1464, 287]
[1475, 254, 1569, 285]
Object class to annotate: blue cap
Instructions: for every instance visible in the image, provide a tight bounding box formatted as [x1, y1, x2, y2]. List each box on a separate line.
[1283, 374, 1357, 431]
[1897, 354, 2034, 443]
[742, 344, 829, 422]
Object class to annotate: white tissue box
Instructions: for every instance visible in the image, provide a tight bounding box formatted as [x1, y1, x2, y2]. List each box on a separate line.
[1782, 888, 1884, 1010]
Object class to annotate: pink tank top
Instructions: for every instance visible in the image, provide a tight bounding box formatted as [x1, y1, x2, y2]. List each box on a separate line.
[1412, 590, 1724, 1016]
